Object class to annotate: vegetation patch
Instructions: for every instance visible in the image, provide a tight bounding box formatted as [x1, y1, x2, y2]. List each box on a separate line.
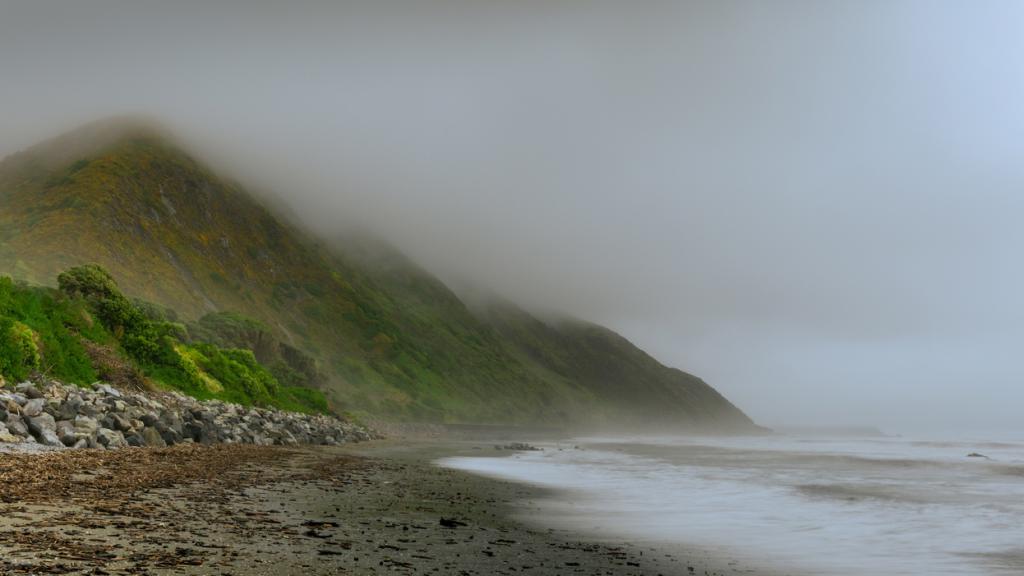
[0, 318, 40, 380]
[0, 266, 328, 414]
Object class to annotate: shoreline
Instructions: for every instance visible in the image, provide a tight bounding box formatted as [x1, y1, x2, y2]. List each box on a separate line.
[0, 439, 775, 575]
[354, 439, 783, 576]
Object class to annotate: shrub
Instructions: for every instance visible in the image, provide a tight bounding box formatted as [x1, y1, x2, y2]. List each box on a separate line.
[49, 265, 329, 414]
[0, 277, 99, 383]
[57, 264, 120, 300]
[58, 265, 174, 365]
[0, 318, 41, 380]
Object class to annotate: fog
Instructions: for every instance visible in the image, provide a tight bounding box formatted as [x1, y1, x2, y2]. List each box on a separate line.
[2, 1, 1023, 431]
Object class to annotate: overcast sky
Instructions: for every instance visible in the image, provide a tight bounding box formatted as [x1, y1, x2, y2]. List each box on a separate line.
[2, 1, 1023, 431]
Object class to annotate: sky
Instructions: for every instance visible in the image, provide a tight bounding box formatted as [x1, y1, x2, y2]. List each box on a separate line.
[2, 1, 1023, 431]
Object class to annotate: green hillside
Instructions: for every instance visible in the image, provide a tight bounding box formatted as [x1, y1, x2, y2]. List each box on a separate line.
[0, 267, 328, 413]
[0, 118, 755, 430]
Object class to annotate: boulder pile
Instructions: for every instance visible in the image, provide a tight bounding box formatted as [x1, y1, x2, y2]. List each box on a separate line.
[0, 380, 372, 450]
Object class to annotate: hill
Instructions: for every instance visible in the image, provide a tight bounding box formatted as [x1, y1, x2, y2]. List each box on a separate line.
[0, 118, 756, 430]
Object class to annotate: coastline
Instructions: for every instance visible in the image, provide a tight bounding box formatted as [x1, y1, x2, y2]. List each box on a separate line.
[0, 439, 776, 575]
[351, 439, 784, 576]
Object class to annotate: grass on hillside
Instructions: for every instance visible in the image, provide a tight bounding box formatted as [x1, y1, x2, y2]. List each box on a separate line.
[0, 265, 328, 414]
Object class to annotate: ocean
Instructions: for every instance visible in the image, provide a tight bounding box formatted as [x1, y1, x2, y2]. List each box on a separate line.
[439, 432, 1024, 575]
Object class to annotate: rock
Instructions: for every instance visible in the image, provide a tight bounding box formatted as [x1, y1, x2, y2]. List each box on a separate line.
[500, 442, 541, 451]
[56, 420, 77, 446]
[159, 411, 184, 434]
[16, 382, 43, 399]
[0, 422, 21, 443]
[273, 429, 299, 446]
[140, 426, 167, 447]
[57, 394, 83, 420]
[0, 380, 372, 451]
[96, 428, 128, 449]
[184, 420, 205, 442]
[125, 432, 146, 447]
[78, 402, 102, 417]
[439, 518, 468, 528]
[74, 415, 100, 438]
[27, 413, 62, 447]
[0, 431, 22, 443]
[9, 393, 28, 405]
[140, 412, 159, 427]
[105, 413, 132, 432]
[159, 426, 182, 446]
[21, 398, 45, 417]
[96, 384, 122, 398]
[5, 413, 29, 437]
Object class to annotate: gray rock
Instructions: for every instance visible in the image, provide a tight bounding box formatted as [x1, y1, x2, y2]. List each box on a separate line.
[16, 383, 43, 399]
[96, 384, 122, 398]
[159, 411, 183, 434]
[27, 413, 62, 447]
[22, 398, 45, 417]
[26, 412, 56, 432]
[184, 420, 206, 442]
[159, 426, 182, 445]
[56, 420, 77, 446]
[274, 430, 299, 446]
[78, 402, 102, 417]
[0, 379, 370, 450]
[141, 426, 167, 447]
[105, 413, 132, 432]
[0, 421, 24, 443]
[5, 413, 29, 437]
[125, 432, 146, 447]
[124, 406, 147, 421]
[57, 395, 82, 420]
[96, 428, 128, 449]
[74, 415, 100, 438]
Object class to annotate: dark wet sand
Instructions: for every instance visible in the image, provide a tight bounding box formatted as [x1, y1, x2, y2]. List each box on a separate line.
[0, 440, 771, 575]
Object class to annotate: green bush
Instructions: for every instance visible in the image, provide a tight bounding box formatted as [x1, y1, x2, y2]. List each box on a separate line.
[0, 277, 100, 383]
[57, 264, 120, 301]
[59, 265, 179, 367]
[0, 317, 40, 380]
[0, 265, 335, 414]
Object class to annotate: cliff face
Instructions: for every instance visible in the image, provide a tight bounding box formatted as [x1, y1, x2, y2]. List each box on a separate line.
[0, 118, 756, 430]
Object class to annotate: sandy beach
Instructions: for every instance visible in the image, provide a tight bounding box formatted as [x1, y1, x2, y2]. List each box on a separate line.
[0, 440, 759, 575]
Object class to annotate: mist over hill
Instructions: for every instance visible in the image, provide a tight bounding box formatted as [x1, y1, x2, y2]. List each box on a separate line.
[0, 118, 755, 430]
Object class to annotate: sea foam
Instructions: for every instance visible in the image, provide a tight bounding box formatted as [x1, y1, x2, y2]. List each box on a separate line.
[440, 432, 1024, 575]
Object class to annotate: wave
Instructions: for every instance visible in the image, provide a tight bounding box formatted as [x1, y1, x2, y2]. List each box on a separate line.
[958, 548, 1024, 574]
[594, 439, 1024, 476]
[993, 464, 1024, 477]
[597, 441, 958, 470]
[910, 440, 1024, 450]
[796, 482, 932, 504]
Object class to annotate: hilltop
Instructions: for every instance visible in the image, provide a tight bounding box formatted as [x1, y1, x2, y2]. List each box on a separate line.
[0, 118, 755, 430]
